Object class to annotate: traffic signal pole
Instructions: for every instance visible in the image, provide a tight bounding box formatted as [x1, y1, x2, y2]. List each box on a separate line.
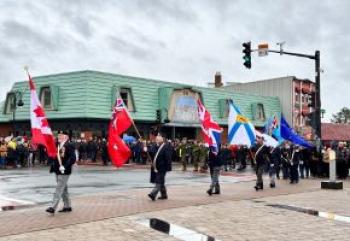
[265, 49, 321, 140]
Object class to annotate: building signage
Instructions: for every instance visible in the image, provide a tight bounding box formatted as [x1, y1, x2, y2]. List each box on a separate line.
[168, 89, 200, 123]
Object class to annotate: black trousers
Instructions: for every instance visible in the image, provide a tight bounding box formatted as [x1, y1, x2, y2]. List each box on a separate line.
[290, 164, 299, 182]
[151, 172, 166, 196]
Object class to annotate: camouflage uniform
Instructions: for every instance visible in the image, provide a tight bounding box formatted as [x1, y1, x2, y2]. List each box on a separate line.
[192, 143, 200, 171]
[184, 143, 193, 170]
[199, 145, 209, 172]
[178, 143, 187, 171]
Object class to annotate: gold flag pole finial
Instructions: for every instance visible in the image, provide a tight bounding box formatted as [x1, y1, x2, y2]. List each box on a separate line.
[24, 65, 29, 74]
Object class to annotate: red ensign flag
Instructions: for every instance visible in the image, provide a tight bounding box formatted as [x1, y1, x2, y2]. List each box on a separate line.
[108, 98, 132, 167]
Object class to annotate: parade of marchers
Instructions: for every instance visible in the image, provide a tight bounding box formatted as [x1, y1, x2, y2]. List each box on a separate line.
[1, 128, 350, 211]
[1, 73, 349, 215]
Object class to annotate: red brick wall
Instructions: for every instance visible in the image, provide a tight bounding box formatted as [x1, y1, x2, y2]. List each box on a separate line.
[0, 123, 12, 137]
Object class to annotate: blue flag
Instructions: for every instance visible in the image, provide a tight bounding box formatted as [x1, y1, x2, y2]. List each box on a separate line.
[264, 114, 284, 144]
[280, 116, 313, 148]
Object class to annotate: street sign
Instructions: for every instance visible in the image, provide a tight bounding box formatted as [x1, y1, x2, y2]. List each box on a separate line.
[258, 43, 269, 57]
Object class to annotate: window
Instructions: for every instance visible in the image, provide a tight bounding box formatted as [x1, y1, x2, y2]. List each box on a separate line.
[295, 93, 299, 102]
[40, 87, 52, 109]
[119, 88, 134, 112]
[256, 103, 265, 120]
[5, 93, 16, 113]
[302, 94, 307, 103]
[218, 99, 229, 118]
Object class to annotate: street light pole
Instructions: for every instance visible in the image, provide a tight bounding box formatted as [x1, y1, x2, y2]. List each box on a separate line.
[12, 91, 24, 136]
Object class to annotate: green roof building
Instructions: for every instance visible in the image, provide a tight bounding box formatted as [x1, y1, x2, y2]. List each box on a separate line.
[0, 70, 281, 140]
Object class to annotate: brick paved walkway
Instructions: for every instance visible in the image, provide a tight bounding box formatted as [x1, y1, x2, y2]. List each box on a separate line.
[1, 181, 350, 240]
[1, 176, 349, 239]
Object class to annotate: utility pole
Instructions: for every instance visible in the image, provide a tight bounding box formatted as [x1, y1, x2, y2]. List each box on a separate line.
[259, 47, 321, 140]
[315, 50, 321, 140]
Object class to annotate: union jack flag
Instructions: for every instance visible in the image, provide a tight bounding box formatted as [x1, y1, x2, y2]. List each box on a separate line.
[197, 99, 222, 154]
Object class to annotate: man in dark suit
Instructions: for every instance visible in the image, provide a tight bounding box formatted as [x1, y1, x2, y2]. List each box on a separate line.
[254, 136, 271, 191]
[148, 135, 172, 201]
[46, 132, 76, 214]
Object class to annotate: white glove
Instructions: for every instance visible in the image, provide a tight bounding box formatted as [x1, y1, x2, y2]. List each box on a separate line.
[59, 165, 65, 174]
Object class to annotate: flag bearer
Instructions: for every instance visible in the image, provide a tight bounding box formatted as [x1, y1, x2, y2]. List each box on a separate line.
[254, 136, 270, 191]
[207, 147, 223, 195]
[46, 132, 76, 214]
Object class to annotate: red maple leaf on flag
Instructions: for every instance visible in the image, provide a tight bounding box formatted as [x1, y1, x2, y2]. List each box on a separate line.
[34, 106, 45, 118]
[33, 106, 49, 127]
[41, 118, 49, 127]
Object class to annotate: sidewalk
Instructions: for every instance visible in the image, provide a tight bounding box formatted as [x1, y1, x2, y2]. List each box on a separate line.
[1, 177, 349, 239]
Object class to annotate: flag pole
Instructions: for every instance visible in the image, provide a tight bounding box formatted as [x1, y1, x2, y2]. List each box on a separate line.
[130, 120, 154, 165]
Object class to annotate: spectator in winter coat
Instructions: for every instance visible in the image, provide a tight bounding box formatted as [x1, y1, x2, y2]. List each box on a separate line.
[0, 140, 7, 169]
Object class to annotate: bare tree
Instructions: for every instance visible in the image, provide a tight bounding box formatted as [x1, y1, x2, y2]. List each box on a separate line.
[331, 107, 350, 123]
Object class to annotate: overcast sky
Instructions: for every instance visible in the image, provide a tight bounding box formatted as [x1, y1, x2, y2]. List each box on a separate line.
[0, 0, 349, 120]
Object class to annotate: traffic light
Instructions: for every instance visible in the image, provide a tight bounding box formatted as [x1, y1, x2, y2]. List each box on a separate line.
[308, 93, 316, 107]
[242, 42, 252, 69]
[156, 109, 161, 123]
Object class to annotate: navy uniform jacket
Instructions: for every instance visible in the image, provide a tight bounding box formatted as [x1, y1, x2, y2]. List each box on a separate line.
[209, 150, 223, 168]
[271, 147, 281, 166]
[50, 141, 76, 175]
[291, 150, 301, 166]
[254, 144, 271, 167]
[150, 142, 173, 183]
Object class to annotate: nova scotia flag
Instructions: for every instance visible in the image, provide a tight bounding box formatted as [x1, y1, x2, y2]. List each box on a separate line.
[228, 100, 256, 147]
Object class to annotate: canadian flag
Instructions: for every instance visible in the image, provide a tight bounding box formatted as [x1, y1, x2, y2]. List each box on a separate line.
[28, 73, 57, 158]
[108, 98, 133, 167]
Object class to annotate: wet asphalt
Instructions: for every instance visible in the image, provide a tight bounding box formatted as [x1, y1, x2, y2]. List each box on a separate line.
[0, 165, 245, 204]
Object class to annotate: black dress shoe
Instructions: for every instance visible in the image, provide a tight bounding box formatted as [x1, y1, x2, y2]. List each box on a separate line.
[58, 207, 72, 212]
[148, 193, 156, 201]
[254, 185, 263, 191]
[46, 207, 55, 214]
[158, 196, 168, 200]
[207, 189, 213, 196]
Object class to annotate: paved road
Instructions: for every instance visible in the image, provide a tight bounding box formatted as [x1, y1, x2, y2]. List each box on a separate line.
[0, 165, 255, 205]
[0, 176, 349, 240]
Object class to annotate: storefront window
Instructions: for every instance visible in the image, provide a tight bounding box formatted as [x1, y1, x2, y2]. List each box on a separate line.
[256, 103, 265, 121]
[119, 88, 134, 112]
[40, 87, 52, 109]
[5, 93, 16, 113]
